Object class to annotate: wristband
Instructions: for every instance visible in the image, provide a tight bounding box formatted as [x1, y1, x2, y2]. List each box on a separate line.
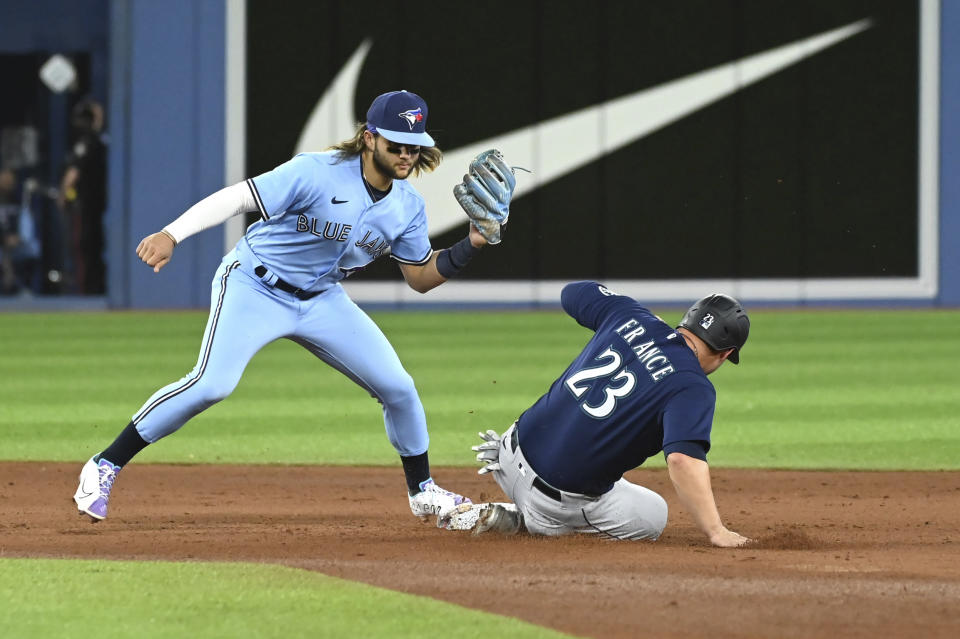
[436, 236, 480, 278]
[160, 229, 178, 246]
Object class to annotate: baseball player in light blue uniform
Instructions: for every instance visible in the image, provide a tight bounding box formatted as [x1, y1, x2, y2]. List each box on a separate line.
[74, 90, 486, 523]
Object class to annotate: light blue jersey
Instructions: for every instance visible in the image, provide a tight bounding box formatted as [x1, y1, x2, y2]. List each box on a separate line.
[239, 151, 432, 291]
[129, 150, 438, 458]
[76, 90, 475, 523]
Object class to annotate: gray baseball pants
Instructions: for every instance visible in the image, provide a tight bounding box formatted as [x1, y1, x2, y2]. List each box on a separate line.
[490, 423, 668, 540]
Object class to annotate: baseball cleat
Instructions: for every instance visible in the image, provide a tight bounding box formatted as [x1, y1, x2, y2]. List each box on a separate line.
[438, 502, 483, 530]
[409, 478, 471, 518]
[473, 503, 523, 536]
[73, 457, 120, 521]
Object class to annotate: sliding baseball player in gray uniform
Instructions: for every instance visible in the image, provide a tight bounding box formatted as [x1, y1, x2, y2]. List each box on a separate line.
[444, 281, 751, 547]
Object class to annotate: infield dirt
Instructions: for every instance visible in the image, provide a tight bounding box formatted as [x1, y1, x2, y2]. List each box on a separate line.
[3, 462, 959, 638]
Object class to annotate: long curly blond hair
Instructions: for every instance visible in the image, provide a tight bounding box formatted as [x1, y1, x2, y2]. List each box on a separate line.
[328, 123, 442, 177]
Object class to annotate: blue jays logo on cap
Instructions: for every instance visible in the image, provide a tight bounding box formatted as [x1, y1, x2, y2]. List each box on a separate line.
[365, 90, 435, 147]
[399, 108, 424, 130]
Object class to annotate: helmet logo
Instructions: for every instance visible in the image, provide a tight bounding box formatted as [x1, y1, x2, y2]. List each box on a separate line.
[398, 108, 424, 130]
[700, 313, 715, 330]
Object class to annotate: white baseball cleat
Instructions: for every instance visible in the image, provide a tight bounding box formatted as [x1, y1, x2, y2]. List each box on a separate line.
[73, 456, 120, 521]
[408, 478, 471, 518]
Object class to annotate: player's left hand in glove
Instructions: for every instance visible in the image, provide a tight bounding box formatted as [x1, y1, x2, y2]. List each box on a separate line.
[408, 478, 471, 525]
[453, 149, 518, 245]
[472, 429, 502, 475]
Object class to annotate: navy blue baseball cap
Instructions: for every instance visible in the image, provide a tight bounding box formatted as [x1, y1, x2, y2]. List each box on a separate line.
[365, 90, 435, 147]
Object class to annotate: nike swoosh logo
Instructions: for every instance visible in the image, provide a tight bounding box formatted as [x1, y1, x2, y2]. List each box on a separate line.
[331, 196, 348, 204]
[78, 477, 95, 499]
[296, 20, 871, 237]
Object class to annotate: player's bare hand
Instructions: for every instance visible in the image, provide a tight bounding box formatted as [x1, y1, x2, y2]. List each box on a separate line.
[710, 528, 752, 548]
[136, 232, 175, 273]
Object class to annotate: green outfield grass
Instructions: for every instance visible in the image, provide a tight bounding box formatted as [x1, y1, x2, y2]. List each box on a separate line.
[1, 307, 957, 637]
[0, 308, 958, 470]
[0, 558, 570, 638]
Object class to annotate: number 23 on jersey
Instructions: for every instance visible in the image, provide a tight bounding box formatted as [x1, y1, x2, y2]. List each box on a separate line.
[564, 347, 636, 419]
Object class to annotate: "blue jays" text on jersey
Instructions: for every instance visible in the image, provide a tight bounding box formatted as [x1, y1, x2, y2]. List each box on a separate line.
[237, 152, 432, 291]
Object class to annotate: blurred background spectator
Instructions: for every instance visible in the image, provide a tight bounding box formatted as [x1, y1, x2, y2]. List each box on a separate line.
[0, 167, 41, 295]
[57, 97, 107, 295]
[1, 23, 108, 298]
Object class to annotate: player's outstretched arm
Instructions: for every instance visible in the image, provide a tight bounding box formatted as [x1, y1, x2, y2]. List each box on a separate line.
[666, 451, 751, 547]
[402, 147, 522, 292]
[137, 182, 256, 273]
[397, 256, 446, 293]
[398, 224, 487, 293]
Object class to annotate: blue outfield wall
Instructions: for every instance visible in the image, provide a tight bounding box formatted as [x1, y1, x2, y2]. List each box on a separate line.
[102, 1, 957, 309]
[107, 0, 225, 309]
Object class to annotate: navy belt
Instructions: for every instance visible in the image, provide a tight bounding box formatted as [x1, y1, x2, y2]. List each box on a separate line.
[254, 265, 325, 300]
[533, 476, 562, 502]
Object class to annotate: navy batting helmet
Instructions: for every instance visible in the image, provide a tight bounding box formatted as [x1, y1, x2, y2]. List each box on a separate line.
[678, 294, 750, 364]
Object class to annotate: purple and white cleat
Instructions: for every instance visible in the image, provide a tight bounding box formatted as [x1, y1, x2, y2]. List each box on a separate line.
[73, 457, 120, 521]
[408, 478, 472, 519]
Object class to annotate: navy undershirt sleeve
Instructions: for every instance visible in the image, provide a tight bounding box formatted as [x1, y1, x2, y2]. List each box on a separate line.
[663, 440, 709, 461]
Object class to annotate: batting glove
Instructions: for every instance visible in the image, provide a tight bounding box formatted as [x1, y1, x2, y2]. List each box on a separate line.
[472, 429, 502, 475]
